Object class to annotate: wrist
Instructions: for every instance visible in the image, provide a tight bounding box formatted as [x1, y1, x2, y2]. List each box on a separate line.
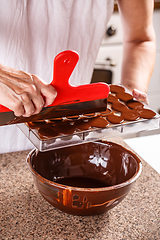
[121, 79, 149, 93]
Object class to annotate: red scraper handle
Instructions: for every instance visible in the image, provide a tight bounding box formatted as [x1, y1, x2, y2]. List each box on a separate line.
[50, 50, 110, 106]
[0, 50, 110, 113]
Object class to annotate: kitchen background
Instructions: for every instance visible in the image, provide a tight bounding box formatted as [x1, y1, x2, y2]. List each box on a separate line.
[92, 1, 160, 114]
[91, 1, 160, 174]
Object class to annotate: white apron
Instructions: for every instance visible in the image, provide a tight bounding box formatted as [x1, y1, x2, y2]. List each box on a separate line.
[0, 0, 114, 153]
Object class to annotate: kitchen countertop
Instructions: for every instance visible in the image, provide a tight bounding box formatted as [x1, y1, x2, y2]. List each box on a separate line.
[0, 138, 160, 240]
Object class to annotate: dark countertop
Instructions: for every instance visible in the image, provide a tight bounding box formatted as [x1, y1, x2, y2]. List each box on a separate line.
[0, 138, 160, 240]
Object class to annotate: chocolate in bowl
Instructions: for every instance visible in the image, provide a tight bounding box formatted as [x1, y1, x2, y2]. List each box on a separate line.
[27, 141, 142, 216]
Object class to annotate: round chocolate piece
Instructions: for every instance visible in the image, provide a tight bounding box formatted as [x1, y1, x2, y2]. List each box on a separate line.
[112, 101, 128, 112]
[74, 119, 92, 131]
[57, 122, 76, 135]
[75, 116, 109, 130]
[107, 94, 119, 104]
[38, 126, 59, 139]
[126, 99, 144, 110]
[117, 92, 133, 102]
[88, 116, 109, 128]
[121, 109, 139, 121]
[110, 85, 125, 94]
[137, 108, 156, 119]
[106, 112, 124, 124]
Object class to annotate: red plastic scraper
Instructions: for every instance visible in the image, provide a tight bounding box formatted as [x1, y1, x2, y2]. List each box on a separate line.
[0, 50, 110, 125]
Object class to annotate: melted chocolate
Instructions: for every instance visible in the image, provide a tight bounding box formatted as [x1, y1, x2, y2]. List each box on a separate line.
[38, 126, 59, 139]
[107, 94, 119, 104]
[137, 108, 156, 119]
[116, 92, 133, 102]
[28, 141, 141, 215]
[27, 121, 47, 129]
[74, 119, 93, 131]
[110, 85, 125, 93]
[81, 113, 96, 118]
[106, 112, 124, 124]
[56, 176, 110, 188]
[36, 116, 109, 138]
[126, 99, 144, 110]
[32, 141, 139, 187]
[87, 117, 109, 128]
[9, 99, 107, 125]
[121, 109, 139, 121]
[96, 109, 111, 116]
[112, 101, 128, 112]
[27, 84, 157, 139]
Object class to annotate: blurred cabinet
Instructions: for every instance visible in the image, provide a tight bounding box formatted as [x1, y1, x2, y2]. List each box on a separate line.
[94, 12, 123, 85]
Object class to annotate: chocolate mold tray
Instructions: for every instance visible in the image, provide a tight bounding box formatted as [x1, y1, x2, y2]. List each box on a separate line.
[17, 84, 160, 152]
[17, 112, 160, 152]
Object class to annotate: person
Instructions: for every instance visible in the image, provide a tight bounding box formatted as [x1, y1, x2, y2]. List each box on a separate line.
[0, 0, 156, 153]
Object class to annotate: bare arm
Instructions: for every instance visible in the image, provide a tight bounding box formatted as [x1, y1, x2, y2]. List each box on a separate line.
[0, 64, 57, 117]
[117, 0, 156, 102]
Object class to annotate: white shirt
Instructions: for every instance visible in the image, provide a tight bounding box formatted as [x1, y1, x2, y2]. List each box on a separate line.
[0, 0, 114, 153]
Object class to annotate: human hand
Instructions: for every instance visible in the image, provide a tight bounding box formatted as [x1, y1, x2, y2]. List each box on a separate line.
[132, 89, 149, 105]
[0, 64, 57, 117]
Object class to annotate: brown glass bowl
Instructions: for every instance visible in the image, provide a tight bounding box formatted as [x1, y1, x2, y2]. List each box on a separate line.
[27, 141, 142, 216]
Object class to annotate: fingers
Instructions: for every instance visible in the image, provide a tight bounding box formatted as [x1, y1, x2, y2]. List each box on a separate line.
[132, 89, 149, 105]
[20, 93, 45, 117]
[29, 95, 44, 115]
[0, 64, 57, 117]
[11, 100, 25, 117]
[9, 93, 42, 117]
[14, 75, 57, 117]
[31, 74, 57, 107]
